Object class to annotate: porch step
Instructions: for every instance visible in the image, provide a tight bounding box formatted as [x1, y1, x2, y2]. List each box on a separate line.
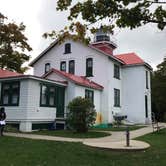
[55, 118, 66, 130]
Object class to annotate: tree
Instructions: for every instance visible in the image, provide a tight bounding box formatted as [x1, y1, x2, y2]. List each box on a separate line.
[56, 0, 166, 33]
[44, 0, 166, 42]
[152, 58, 166, 122]
[67, 97, 96, 133]
[0, 13, 32, 73]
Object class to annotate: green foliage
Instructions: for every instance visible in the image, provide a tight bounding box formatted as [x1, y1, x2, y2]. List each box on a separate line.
[56, 0, 166, 32]
[152, 58, 166, 122]
[67, 97, 96, 133]
[0, 13, 32, 73]
[45, 1, 166, 43]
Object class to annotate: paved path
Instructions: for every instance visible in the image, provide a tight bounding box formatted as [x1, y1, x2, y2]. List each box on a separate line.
[4, 123, 166, 150]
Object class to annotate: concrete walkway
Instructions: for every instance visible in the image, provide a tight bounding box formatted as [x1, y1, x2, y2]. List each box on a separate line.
[4, 123, 166, 151]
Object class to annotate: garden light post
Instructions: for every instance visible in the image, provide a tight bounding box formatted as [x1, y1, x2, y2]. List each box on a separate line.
[126, 126, 130, 147]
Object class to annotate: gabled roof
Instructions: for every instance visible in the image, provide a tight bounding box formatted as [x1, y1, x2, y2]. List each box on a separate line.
[0, 69, 23, 78]
[89, 44, 124, 64]
[29, 39, 124, 66]
[0, 69, 67, 86]
[115, 53, 153, 70]
[29, 38, 151, 68]
[29, 40, 58, 66]
[115, 52, 144, 65]
[43, 68, 104, 90]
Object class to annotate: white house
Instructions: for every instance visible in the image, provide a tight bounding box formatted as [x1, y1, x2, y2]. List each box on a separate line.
[0, 31, 152, 131]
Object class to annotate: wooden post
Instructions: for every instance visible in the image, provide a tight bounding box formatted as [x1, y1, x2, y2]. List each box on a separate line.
[126, 126, 130, 147]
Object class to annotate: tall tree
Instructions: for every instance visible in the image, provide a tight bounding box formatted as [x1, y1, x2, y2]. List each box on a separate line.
[57, 0, 166, 33]
[0, 13, 32, 73]
[152, 58, 166, 122]
[44, 0, 166, 41]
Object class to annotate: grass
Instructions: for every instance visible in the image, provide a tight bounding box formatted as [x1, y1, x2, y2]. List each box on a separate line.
[4, 125, 111, 138]
[31, 130, 111, 138]
[1, 128, 166, 166]
[91, 125, 145, 131]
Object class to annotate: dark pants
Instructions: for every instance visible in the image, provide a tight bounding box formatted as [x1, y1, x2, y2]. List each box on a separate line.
[0, 125, 5, 136]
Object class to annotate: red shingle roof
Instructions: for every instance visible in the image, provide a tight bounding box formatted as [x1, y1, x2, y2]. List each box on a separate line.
[115, 53, 145, 65]
[43, 68, 104, 90]
[91, 43, 145, 66]
[90, 43, 114, 56]
[0, 69, 23, 78]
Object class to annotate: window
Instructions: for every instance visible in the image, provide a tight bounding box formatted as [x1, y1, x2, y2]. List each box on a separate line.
[86, 58, 93, 77]
[146, 71, 149, 89]
[64, 43, 71, 54]
[114, 88, 120, 107]
[69, 60, 75, 74]
[60, 61, 66, 72]
[45, 63, 51, 74]
[85, 89, 94, 103]
[1, 81, 20, 106]
[40, 84, 56, 107]
[114, 64, 120, 79]
[145, 95, 148, 118]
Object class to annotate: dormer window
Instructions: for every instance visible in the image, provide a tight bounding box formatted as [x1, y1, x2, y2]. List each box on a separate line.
[69, 60, 75, 74]
[114, 64, 120, 79]
[64, 43, 71, 54]
[60, 61, 66, 72]
[86, 58, 93, 77]
[45, 63, 51, 74]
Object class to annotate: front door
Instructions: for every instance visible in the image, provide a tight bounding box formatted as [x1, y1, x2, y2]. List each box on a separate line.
[56, 87, 65, 118]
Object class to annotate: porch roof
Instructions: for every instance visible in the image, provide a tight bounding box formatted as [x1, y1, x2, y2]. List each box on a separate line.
[43, 68, 104, 91]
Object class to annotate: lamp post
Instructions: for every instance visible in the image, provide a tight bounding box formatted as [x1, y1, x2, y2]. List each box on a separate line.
[126, 126, 130, 147]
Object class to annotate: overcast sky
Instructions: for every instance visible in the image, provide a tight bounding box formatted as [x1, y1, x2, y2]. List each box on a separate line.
[1, 0, 166, 71]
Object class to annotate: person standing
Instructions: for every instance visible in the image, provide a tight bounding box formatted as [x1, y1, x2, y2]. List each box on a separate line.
[0, 107, 6, 136]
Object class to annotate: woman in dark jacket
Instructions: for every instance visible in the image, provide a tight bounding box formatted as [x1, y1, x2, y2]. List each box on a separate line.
[0, 107, 6, 136]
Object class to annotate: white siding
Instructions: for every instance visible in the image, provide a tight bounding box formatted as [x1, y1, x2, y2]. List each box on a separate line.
[32, 39, 152, 124]
[46, 72, 101, 116]
[122, 66, 151, 124]
[74, 85, 101, 114]
[0, 79, 57, 131]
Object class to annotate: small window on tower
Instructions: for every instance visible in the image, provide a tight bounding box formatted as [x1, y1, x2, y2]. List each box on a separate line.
[64, 43, 71, 54]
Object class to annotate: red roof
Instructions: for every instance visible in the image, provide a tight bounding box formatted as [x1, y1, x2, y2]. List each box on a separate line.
[0, 69, 23, 78]
[90, 43, 114, 56]
[43, 68, 104, 90]
[115, 53, 145, 65]
[91, 43, 146, 66]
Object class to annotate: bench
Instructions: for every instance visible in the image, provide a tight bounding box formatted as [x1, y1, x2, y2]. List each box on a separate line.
[152, 121, 165, 132]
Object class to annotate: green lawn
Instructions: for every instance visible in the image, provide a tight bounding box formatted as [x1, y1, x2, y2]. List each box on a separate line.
[1, 129, 166, 166]
[31, 130, 111, 138]
[91, 125, 145, 131]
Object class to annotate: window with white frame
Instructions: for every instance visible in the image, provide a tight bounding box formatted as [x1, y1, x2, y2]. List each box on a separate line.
[60, 61, 66, 72]
[114, 64, 120, 79]
[114, 88, 120, 107]
[45, 63, 51, 74]
[1, 81, 20, 106]
[64, 43, 71, 54]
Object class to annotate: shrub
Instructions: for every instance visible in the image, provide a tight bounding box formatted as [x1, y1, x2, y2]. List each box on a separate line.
[67, 97, 96, 133]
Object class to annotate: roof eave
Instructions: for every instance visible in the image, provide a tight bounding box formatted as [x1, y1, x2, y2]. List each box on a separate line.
[0, 75, 67, 87]
[122, 63, 153, 70]
[29, 40, 59, 67]
[88, 45, 124, 65]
